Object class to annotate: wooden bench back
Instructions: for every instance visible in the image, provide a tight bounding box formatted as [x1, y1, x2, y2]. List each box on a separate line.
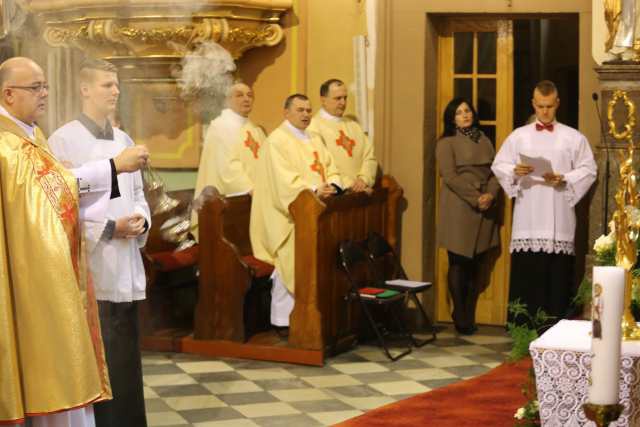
[195, 188, 253, 341]
[289, 175, 403, 354]
[219, 194, 253, 256]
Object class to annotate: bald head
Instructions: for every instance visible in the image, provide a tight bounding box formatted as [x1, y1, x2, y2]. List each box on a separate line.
[0, 57, 44, 88]
[0, 57, 48, 124]
[226, 82, 254, 117]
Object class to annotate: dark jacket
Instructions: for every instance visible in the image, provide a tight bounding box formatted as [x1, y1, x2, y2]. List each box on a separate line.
[436, 130, 500, 258]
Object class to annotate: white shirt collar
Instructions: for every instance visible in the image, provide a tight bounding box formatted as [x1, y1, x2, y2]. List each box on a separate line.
[221, 108, 249, 126]
[319, 108, 342, 122]
[0, 104, 35, 139]
[285, 120, 310, 140]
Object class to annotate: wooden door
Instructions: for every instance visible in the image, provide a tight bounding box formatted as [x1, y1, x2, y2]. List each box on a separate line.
[435, 19, 513, 325]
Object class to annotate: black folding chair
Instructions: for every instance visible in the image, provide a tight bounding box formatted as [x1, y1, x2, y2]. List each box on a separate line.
[338, 240, 412, 361]
[367, 232, 437, 347]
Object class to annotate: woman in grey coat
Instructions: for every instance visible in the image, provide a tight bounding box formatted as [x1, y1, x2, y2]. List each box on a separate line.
[436, 98, 500, 335]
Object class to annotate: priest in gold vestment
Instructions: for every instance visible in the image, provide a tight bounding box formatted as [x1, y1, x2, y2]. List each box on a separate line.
[192, 83, 266, 240]
[250, 94, 341, 327]
[308, 79, 377, 192]
[0, 57, 149, 427]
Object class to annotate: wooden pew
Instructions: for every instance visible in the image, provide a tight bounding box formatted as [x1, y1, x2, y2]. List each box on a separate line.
[181, 176, 402, 365]
[289, 175, 402, 355]
[193, 187, 273, 343]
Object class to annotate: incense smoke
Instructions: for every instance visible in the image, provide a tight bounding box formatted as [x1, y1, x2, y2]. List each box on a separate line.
[176, 41, 236, 121]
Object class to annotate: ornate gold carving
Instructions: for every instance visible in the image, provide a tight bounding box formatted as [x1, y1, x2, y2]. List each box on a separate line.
[43, 24, 89, 47]
[608, 89, 640, 340]
[41, 17, 283, 59]
[32, 0, 291, 59]
[195, 18, 226, 43]
[608, 90, 636, 141]
[115, 25, 194, 44]
[226, 24, 279, 45]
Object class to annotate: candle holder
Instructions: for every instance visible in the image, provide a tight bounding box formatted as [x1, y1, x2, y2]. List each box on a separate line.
[583, 403, 624, 427]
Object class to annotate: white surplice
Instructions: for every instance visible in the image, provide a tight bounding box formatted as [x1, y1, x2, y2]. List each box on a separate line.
[48, 120, 150, 302]
[491, 121, 597, 254]
[20, 407, 95, 427]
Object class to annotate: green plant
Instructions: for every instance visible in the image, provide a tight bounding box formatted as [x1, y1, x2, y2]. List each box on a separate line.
[506, 300, 554, 362]
[573, 278, 592, 310]
[507, 301, 549, 426]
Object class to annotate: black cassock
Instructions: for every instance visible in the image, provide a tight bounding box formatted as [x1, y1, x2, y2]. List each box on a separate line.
[509, 251, 575, 326]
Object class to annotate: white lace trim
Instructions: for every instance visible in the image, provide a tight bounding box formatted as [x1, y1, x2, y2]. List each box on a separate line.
[510, 238, 574, 255]
[531, 348, 640, 426]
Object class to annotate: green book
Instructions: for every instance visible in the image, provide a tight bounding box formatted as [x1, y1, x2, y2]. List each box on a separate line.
[376, 289, 400, 299]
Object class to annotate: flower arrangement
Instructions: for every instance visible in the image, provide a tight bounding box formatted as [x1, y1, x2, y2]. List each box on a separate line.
[593, 220, 617, 266]
[514, 398, 540, 427]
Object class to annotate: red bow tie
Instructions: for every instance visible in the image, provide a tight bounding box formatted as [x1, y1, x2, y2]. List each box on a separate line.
[535, 122, 554, 132]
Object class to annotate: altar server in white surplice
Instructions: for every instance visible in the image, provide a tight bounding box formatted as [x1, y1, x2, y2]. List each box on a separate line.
[308, 78, 377, 192]
[491, 80, 596, 325]
[48, 58, 150, 427]
[192, 82, 266, 240]
[250, 94, 342, 329]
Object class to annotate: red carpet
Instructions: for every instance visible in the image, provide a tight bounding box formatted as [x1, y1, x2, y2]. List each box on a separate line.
[335, 358, 532, 427]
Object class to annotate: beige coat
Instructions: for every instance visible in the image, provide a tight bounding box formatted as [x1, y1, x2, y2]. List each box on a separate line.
[436, 131, 500, 258]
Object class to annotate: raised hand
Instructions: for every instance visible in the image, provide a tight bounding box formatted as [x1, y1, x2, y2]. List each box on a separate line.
[114, 145, 150, 173]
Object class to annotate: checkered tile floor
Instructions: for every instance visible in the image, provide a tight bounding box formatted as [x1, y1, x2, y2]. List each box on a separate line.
[142, 324, 512, 426]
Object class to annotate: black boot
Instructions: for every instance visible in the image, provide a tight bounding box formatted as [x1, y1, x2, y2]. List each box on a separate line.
[464, 279, 479, 334]
[448, 265, 473, 335]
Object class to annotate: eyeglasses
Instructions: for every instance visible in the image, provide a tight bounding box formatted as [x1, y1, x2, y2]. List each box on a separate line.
[7, 83, 49, 94]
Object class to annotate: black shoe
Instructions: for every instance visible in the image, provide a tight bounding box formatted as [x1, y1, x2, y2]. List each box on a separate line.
[454, 323, 475, 336]
[272, 325, 289, 338]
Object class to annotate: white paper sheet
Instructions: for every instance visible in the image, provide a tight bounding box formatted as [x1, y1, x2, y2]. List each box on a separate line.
[385, 279, 431, 288]
[519, 153, 553, 177]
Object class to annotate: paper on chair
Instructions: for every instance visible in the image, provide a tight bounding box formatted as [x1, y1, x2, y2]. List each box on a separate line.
[385, 279, 431, 288]
[519, 153, 553, 177]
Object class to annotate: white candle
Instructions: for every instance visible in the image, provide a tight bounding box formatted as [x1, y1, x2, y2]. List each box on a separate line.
[588, 266, 625, 405]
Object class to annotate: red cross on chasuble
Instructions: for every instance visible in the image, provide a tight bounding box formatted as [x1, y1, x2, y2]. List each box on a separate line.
[336, 130, 356, 157]
[310, 151, 326, 182]
[244, 131, 260, 159]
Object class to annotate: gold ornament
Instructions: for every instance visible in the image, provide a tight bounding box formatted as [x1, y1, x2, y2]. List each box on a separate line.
[608, 89, 640, 340]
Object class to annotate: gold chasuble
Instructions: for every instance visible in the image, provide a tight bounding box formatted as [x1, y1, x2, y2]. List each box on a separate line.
[0, 117, 110, 424]
[193, 115, 266, 241]
[250, 122, 341, 294]
[308, 112, 377, 188]
[195, 120, 266, 197]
